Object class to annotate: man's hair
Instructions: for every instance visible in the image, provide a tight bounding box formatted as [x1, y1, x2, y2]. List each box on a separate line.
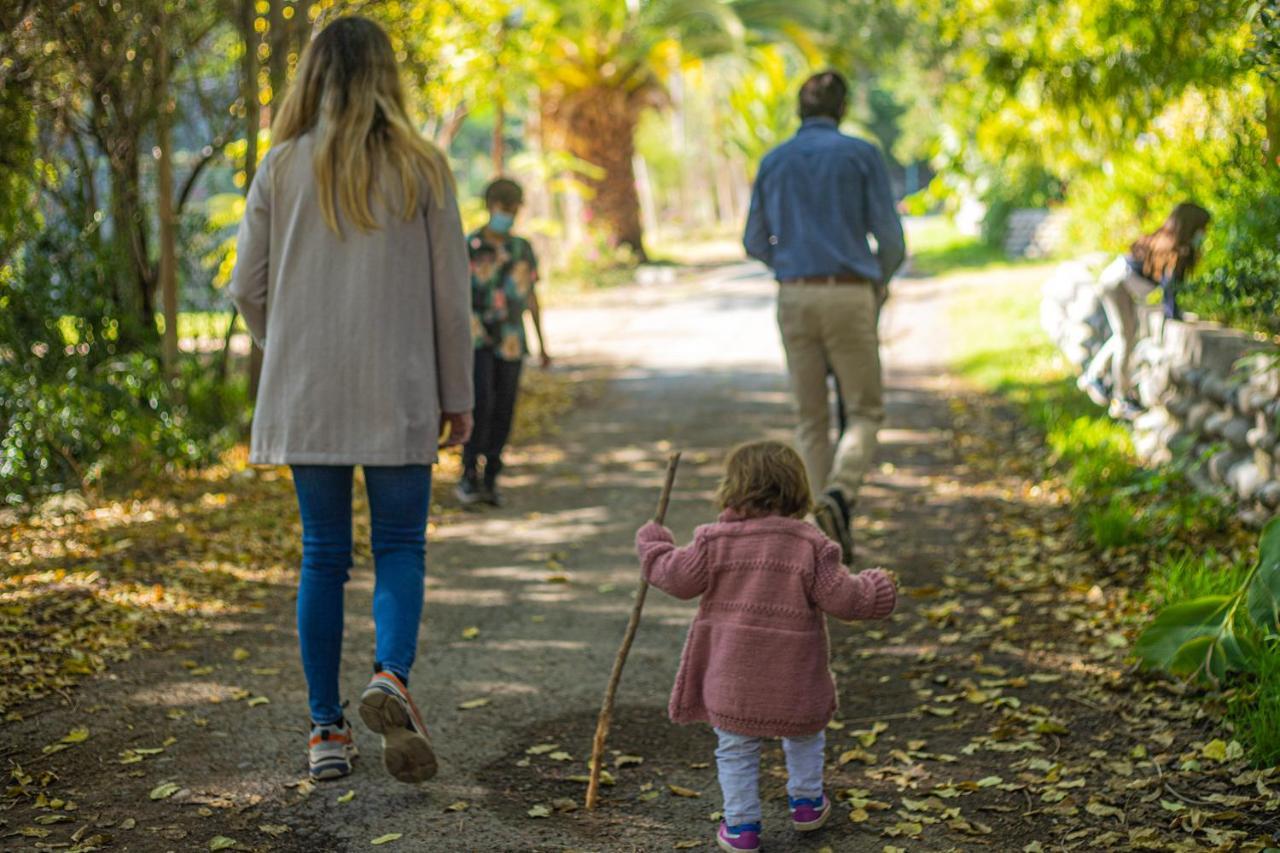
[484, 177, 524, 207]
[798, 70, 848, 120]
[715, 440, 812, 520]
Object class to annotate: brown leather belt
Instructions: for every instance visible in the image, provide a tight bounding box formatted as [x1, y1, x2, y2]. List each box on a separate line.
[779, 275, 871, 286]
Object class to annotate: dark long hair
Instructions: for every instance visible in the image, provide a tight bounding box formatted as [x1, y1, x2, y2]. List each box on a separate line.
[1130, 202, 1211, 282]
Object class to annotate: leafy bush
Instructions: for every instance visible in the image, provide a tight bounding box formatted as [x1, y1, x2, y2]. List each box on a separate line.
[1, 223, 245, 506]
[0, 352, 245, 506]
[1179, 155, 1280, 334]
[553, 228, 640, 290]
[1045, 85, 1280, 335]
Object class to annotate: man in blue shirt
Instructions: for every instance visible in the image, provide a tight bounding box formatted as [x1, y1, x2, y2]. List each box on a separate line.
[743, 70, 905, 565]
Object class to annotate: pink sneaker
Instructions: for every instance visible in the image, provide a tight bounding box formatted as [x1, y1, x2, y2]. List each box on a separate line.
[789, 794, 831, 831]
[717, 821, 762, 852]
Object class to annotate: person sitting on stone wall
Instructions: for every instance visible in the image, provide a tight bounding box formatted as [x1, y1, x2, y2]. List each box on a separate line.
[1078, 202, 1211, 420]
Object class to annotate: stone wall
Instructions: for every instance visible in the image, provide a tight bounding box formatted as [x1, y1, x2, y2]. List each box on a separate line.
[1041, 258, 1279, 521]
[1004, 208, 1070, 258]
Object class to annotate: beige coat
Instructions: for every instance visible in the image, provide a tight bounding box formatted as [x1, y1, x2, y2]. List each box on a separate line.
[229, 135, 473, 466]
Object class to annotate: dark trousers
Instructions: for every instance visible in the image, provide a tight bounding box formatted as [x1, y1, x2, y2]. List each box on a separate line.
[462, 347, 523, 484]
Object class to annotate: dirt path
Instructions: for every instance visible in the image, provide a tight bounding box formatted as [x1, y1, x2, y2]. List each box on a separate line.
[4, 263, 1275, 852]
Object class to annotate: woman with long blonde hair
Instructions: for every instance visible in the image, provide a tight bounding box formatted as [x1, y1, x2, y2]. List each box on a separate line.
[229, 15, 472, 785]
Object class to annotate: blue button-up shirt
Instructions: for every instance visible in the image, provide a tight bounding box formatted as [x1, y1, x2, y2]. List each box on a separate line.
[744, 118, 905, 284]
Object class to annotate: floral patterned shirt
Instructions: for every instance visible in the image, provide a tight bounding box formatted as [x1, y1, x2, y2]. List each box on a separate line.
[467, 228, 538, 361]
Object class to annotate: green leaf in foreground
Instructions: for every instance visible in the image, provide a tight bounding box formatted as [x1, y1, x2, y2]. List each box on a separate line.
[1134, 596, 1235, 682]
[1246, 518, 1280, 632]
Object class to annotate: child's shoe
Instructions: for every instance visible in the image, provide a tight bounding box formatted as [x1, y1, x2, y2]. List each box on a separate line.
[789, 793, 831, 831]
[716, 820, 762, 852]
[358, 671, 438, 783]
[1109, 396, 1143, 420]
[308, 718, 357, 780]
[1077, 375, 1110, 407]
[455, 472, 483, 507]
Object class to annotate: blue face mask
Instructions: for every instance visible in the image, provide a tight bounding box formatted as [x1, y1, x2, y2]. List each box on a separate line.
[489, 211, 515, 234]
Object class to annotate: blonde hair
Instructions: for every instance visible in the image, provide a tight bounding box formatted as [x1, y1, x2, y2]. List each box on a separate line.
[271, 16, 454, 235]
[715, 441, 812, 519]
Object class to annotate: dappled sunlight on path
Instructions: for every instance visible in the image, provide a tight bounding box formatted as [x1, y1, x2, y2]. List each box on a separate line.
[2, 261, 1274, 851]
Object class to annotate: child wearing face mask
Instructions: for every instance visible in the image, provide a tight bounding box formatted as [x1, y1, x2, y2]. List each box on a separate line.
[455, 178, 551, 509]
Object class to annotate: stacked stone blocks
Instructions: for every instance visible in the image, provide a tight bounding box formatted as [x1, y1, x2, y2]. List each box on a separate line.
[1040, 259, 1278, 521]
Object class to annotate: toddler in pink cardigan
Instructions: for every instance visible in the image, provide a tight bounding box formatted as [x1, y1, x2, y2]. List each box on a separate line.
[636, 440, 896, 852]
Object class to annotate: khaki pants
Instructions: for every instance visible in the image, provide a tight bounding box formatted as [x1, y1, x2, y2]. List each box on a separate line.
[777, 284, 883, 503]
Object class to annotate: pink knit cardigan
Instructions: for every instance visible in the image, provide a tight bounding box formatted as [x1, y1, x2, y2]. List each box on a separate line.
[636, 511, 896, 738]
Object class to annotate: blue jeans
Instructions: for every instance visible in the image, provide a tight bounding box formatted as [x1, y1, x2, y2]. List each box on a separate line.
[291, 465, 432, 725]
[714, 728, 825, 826]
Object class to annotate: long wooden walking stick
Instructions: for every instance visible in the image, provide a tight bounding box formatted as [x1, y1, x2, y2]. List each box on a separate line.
[585, 451, 681, 810]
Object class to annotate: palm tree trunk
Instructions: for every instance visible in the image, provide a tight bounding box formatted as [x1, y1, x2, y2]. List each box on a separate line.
[553, 84, 648, 262]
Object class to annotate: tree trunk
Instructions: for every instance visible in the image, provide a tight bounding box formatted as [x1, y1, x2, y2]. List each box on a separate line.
[157, 30, 179, 379]
[107, 134, 155, 343]
[550, 85, 648, 261]
[242, 0, 265, 414]
[268, 0, 288, 106]
[240, 0, 260, 189]
[434, 103, 469, 152]
[492, 99, 506, 176]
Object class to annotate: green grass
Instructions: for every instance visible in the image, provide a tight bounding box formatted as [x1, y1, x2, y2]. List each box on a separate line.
[1146, 550, 1250, 605]
[943, 244, 1278, 764]
[1086, 497, 1148, 550]
[1230, 641, 1280, 767]
[906, 217, 1030, 277]
[947, 262, 1145, 518]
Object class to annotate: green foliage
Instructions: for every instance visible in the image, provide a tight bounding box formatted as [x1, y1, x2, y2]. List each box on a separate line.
[1248, 523, 1280, 633]
[908, 0, 1276, 330]
[1, 223, 243, 506]
[719, 45, 801, 175]
[1134, 596, 1251, 683]
[1229, 639, 1280, 767]
[1179, 153, 1280, 333]
[1136, 519, 1280, 685]
[1148, 550, 1251, 606]
[0, 353, 243, 506]
[1086, 497, 1147, 550]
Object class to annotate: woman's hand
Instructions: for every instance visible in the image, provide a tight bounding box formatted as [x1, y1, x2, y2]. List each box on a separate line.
[440, 411, 474, 447]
